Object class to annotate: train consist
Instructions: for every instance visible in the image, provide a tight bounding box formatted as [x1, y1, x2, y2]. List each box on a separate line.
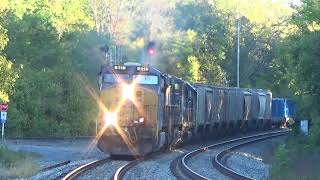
[97, 63, 290, 156]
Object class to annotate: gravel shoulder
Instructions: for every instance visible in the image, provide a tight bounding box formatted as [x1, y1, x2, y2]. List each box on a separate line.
[5, 138, 106, 167]
[3, 138, 107, 179]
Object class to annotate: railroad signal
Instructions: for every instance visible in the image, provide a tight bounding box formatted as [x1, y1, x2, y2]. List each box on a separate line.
[100, 44, 109, 53]
[0, 103, 8, 112]
[146, 41, 156, 56]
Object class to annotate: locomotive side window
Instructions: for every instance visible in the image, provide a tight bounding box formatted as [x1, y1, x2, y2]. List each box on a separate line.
[103, 74, 129, 83]
[133, 75, 158, 85]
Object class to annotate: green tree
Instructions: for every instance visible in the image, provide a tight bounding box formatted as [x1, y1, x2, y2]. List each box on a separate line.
[1, 1, 103, 137]
[0, 3, 19, 103]
[277, 0, 320, 149]
[174, 0, 227, 84]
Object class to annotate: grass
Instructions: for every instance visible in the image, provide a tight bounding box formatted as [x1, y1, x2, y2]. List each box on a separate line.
[270, 130, 320, 180]
[0, 144, 40, 178]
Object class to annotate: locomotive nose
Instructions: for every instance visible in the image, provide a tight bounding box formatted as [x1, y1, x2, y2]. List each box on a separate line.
[121, 83, 135, 101]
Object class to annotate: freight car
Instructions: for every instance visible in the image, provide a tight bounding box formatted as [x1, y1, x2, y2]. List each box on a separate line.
[97, 63, 275, 156]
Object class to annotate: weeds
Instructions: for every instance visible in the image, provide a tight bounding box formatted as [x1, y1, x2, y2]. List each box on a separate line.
[0, 144, 39, 178]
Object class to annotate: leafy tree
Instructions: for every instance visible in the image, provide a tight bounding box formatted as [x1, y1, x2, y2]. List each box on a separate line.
[277, 0, 320, 149]
[0, 1, 103, 137]
[0, 3, 19, 103]
[174, 0, 227, 84]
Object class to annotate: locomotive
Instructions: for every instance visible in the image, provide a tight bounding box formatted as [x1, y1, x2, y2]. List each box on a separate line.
[97, 63, 285, 156]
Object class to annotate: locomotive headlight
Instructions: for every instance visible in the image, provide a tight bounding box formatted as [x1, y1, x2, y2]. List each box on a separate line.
[122, 83, 135, 101]
[104, 112, 117, 126]
[139, 117, 144, 123]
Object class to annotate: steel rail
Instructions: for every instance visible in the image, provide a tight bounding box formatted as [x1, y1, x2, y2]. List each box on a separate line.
[111, 159, 140, 180]
[62, 158, 112, 180]
[180, 130, 290, 180]
[213, 132, 288, 180]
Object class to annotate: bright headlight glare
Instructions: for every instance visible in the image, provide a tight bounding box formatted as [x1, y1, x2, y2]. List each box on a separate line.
[104, 112, 117, 126]
[139, 117, 144, 123]
[122, 83, 135, 101]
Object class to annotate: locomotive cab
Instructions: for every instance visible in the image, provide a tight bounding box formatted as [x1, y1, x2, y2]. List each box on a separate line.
[97, 63, 165, 156]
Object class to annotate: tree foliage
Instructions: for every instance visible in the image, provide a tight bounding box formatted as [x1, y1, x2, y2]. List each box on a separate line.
[0, 0, 319, 140]
[276, 0, 320, 149]
[0, 4, 19, 103]
[0, 1, 105, 137]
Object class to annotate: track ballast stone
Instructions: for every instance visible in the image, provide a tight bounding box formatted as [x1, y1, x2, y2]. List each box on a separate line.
[226, 136, 286, 180]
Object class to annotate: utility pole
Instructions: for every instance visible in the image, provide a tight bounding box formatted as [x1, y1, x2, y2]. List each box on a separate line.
[237, 19, 241, 88]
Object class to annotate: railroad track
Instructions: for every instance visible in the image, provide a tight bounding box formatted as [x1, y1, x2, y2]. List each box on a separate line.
[172, 129, 290, 180]
[60, 130, 289, 180]
[111, 159, 141, 180]
[62, 158, 112, 180]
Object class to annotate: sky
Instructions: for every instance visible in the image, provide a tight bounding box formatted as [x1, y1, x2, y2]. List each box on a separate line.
[272, 0, 302, 6]
[288, 0, 301, 5]
[286, 0, 302, 6]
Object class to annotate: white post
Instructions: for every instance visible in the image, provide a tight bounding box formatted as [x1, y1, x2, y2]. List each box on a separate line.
[1, 123, 4, 141]
[237, 19, 241, 88]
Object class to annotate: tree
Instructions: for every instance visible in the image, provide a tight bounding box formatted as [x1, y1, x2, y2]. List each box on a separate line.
[174, 0, 227, 84]
[276, 0, 320, 149]
[0, 3, 19, 103]
[1, 1, 103, 137]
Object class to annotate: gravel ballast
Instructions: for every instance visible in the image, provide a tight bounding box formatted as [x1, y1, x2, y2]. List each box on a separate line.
[77, 160, 128, 180]
[226, 136, 287, 180]
[123, 152, 182, 180]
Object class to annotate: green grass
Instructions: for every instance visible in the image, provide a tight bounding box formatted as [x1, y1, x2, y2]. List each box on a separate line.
[0, 144, 40, 178]
[270, 130, 320, 180]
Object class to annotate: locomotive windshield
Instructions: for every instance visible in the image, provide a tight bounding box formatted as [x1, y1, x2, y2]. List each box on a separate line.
[133, 75, 158, 85]
[103, 74, 130, 83]
[103, 73, 158, 85]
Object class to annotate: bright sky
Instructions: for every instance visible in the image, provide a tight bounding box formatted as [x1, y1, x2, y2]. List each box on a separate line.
[289, 0, 302, 5]
[272, 0, 302, 6]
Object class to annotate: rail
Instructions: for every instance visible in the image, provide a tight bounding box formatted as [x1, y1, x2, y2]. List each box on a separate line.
[62, 158, 112, 180]
[177, 130, 290, 180]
